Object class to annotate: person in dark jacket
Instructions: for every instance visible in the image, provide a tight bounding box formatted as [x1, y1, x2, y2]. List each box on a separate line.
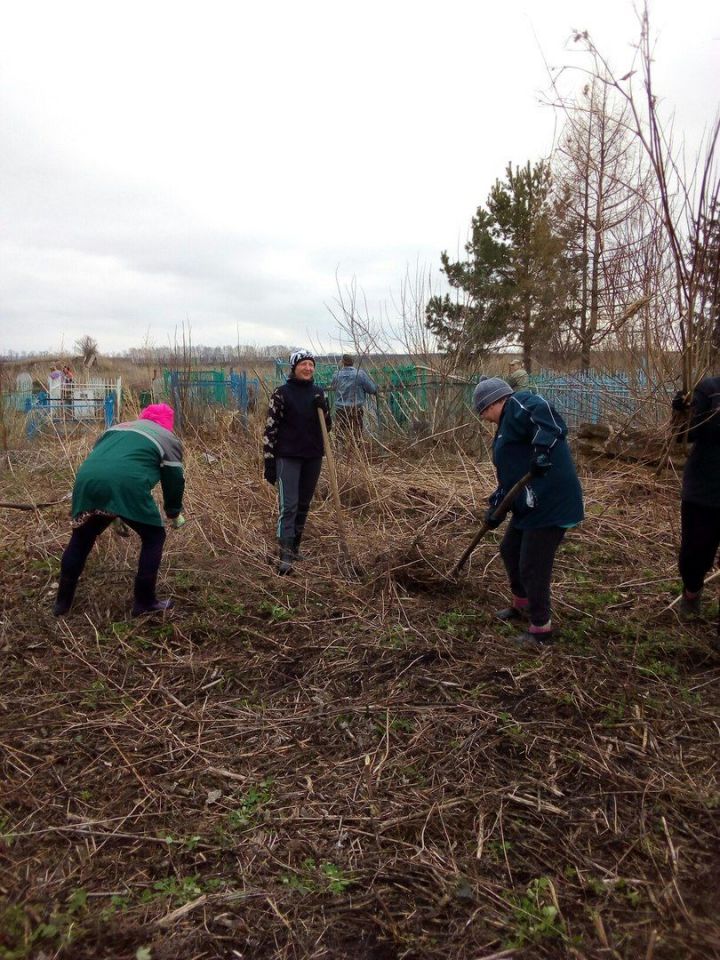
[672, 376, 720, 620]
[53, 403, 185, 617]
[473, 377, 584, 648]
[263, 349, 332, 574]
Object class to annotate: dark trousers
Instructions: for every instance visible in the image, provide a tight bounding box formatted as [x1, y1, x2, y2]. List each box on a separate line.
[499, 523, 566, 627]
[679, 499, 720, 593]
[335, 406, 364, 439]
[276, 457, 323, 540]
[60, 515, 167, 597]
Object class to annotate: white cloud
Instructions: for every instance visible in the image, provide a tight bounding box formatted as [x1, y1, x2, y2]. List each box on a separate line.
[1, 0, 718, 352]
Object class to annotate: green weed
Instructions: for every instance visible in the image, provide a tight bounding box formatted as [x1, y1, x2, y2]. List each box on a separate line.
[436, 609, 478, 636]
[280, 857, 353, 895]
[380, 625, 411, 649]
[227, 779, 273, 829]
[377, 715, 415, 735]
[637, 659, 680, 682]
[0, 888, 88, 959]
[503, 876, 566, 948]
[259, 600, 294, 622]
[140, 875, 203, 905]
[0, 816, 16, 848]
[497, 711, 524, 740]
[485, 839, 513, 861]
[600, 701, 626, 726]
[207, 592, 246, 616]
[79, 679, 111, 710]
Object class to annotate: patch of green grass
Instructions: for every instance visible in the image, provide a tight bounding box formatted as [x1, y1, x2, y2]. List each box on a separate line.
[0, 889, 88, 959]
[376, 715, 415, 735]
[578, 589, 625, 612]
[173, 571, 197, 588]
[0, 816, 16, 848]
[485, 839, 513, 862]
[397, 764, 428, 787]
[515, 656, 543, 671]
[503, 876, 566, 949]
[600, 701, 626, 726]
[280, 858, 353, 896]
[436, 609, 479, 637]
[323, 644, 351, 660]
[109, 620, 133, 640]
[101, 875, 227, 920]
[379, 625, 411, 649]
[497, 711, 524, 740]
[140, 875, 203, 905]
[207, 592, 246, 616]
[637, 659, 680, 682]
[227, 779, 273, 830]
[258, 600, 294, 622]
[163, 834, 203, 852]
[79, 679, 112, 710]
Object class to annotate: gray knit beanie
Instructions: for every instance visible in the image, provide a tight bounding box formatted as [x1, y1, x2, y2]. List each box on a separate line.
[472, 376, 513, 413]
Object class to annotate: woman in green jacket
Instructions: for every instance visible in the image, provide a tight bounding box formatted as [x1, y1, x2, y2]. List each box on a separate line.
[53, 403, 185, 616]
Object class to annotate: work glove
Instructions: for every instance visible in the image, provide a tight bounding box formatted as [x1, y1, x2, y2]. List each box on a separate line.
[487, 488, 505, 511]
[172, 514, 187, 529]
[530, 452, 552, 477]
[313, 393, 326, 409]
[484, 506, 504, 530]
[263, 458, 277, 485]
[484, 488, 506, 529]
[671, 390, 690, 412]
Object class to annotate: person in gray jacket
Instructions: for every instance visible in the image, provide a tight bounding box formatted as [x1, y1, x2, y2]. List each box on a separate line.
[330, 355, 378, 439]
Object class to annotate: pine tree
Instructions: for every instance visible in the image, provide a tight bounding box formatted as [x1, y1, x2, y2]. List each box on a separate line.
[425, 161, 570, 371]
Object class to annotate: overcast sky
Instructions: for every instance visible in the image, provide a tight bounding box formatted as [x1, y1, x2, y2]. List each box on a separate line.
[1, 0, 718, 356]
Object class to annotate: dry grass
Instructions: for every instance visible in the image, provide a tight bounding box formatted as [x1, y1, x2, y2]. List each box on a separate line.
[1, 418, 719, 960]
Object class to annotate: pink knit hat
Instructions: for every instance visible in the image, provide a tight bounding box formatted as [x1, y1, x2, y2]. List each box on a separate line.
[139, 403, 174, 432]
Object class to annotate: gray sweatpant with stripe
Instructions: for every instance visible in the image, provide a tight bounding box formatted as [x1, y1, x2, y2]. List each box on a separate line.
[276, 457, 323, 539]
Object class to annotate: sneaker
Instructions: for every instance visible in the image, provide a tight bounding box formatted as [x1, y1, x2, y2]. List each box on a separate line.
[496, 606, 530, 623]
[132, 598, 175, 617]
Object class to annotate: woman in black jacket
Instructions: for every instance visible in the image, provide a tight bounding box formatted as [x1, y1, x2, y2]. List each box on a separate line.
[673, 376, 720, 620]
[263, 350, 331, 574]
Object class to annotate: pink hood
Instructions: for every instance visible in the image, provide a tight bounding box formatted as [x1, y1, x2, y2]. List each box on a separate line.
[139, 403, 175, 432]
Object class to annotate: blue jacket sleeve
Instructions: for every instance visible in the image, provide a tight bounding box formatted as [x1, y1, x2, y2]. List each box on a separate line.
[359, 369, 378, 395]
[521, 394, 567, 451]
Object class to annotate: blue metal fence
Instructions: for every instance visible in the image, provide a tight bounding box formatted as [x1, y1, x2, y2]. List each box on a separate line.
[528, 370, 660, 429]
[165, 369, 260, 430]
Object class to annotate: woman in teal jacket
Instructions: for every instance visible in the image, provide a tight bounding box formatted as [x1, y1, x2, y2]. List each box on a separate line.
[473, 377, 583, 647]
[53, 403, 185, 617]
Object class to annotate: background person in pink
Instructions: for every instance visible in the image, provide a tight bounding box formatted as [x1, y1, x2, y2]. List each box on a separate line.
[53, 404, 185, 617]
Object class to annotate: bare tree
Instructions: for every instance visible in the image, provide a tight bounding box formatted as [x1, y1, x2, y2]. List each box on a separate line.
[75, 335, 99, 368]
[551, 77, 655, 370]
[567, 4, 720, 390]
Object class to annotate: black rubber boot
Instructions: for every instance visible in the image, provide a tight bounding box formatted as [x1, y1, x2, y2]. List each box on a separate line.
[513, 630, 554, 649]
[496, 606, 529, 623]
[292, 530, 306, 561]
[277, 538, 295, 576]
[53, 574, 79, 617]
[678, 590, 702, 620]
[132, 574, 174, 617]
